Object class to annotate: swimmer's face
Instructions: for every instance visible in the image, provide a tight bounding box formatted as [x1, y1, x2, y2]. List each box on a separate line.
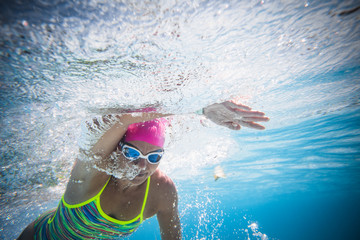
[119, 140, 162, 184]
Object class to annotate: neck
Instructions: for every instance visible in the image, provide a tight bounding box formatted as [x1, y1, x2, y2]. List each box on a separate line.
[111, 176, 147, 193]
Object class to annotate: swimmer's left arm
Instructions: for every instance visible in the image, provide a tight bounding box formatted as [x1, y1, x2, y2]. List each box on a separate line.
[157, 181, 182, 240]
[202, 101, 269, 130]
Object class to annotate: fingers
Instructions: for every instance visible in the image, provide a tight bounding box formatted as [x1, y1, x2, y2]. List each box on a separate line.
[235, 108, 266, 117]
[223, 101, 251, 111]
[223, 101, 266, 118]
[207, 101, 269, 130]
[237, 120, 266, 130]
[241, 116, 270, 122]
[222, 120, 265, 130]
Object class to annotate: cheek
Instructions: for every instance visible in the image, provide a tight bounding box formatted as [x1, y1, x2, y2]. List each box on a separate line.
[109, 152, 133, 172]
[147, 163, 159, 173]
[111, 151, 126, 164]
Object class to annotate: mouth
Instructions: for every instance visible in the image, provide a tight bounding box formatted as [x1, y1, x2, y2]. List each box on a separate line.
[136, 172, 147, 178]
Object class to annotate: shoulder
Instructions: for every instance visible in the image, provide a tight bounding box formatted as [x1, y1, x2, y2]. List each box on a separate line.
[148, 170, 181, 239]
[150, 169, 178, 209]
[64, 159, 109, 204]
[151, 169, 177, 193]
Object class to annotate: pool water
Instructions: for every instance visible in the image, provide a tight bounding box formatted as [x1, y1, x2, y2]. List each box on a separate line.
[1, 0, 360, 239]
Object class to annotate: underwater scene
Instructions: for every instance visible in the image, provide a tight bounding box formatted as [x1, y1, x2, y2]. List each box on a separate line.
[1, 0, 360, 239]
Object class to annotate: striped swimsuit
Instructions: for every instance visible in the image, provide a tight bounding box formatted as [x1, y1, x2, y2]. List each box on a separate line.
[34, 177, 150, 239]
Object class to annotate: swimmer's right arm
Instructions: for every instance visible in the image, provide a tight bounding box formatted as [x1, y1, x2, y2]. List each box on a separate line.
[66, 112, 172, 201]
[90, 112, 171, 161]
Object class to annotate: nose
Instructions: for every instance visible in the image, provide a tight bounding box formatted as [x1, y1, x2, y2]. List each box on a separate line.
[134, 157, 147, 169]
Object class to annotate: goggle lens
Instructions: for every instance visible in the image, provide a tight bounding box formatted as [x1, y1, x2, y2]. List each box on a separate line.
[120, 143, 163, 164]
[148, 153, 162, 163]
[123, 146, 140, 160]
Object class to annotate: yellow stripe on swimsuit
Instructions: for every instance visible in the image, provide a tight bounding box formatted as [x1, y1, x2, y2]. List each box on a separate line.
[34, 177, 150, 239]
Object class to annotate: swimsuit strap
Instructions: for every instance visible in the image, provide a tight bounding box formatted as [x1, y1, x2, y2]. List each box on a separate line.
[62, 177, 112, 209]
[96, 176, 151, 224]
[62, 176, 150, 223]
[97, 177, 112, 199]
[140, 176, 151, 222]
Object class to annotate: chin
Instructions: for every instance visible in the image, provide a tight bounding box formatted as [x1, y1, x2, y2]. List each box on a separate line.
[130, 173, 148, 184]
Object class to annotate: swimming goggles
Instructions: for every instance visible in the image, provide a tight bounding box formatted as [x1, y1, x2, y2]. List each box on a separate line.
[118, 142, 164, 164]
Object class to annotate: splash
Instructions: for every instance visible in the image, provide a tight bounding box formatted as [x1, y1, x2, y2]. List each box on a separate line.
[246, 222, 269, 240]
[108, 151, 142, 181]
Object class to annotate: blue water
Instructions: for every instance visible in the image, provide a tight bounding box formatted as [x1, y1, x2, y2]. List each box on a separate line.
[125, 108, 360, 240]
[1, 0, 360, 239]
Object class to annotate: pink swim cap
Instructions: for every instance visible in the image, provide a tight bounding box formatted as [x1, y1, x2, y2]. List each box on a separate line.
[124, 118, 167, 148]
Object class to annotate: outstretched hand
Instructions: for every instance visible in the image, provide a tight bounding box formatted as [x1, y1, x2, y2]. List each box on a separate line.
[202, 101, 269, 130]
